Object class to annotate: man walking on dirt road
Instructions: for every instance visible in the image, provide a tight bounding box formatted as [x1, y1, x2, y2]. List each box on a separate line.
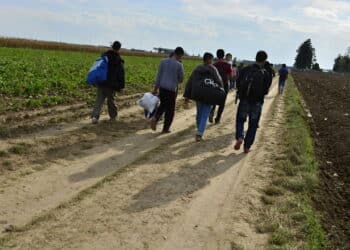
[150, 47, 185, 133]
[209, 49, 233, 124]
[278, 64, 288, 94]
[234, 51, 271, 153]
[91, 41, 125, 124]
[183, 52, 223, 141]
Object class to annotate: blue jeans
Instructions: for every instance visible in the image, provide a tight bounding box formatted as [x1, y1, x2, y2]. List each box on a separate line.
[196, 101, 213, 136]
[279, 80, 286, 93]
[235, 100, 262, 149]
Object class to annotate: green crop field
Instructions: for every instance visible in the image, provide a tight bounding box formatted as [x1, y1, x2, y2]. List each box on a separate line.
[0, 47, 199, 112]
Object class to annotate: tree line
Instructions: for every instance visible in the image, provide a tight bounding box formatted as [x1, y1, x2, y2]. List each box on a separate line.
[294, 38, 349, 73]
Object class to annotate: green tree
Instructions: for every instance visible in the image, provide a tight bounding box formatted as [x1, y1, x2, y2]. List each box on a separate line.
[333, 47, 350, 73]
[294, 39, 315, 69]
[312, 63, 321, 71]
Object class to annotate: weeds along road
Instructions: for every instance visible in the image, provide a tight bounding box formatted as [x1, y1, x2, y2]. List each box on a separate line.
[1, 79, 280, 249]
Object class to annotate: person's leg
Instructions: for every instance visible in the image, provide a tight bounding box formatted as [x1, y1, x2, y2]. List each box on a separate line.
[244, 102, 262, 150]
[215, 93, 227, 123]
[163, 90, 176, 132]
[155, 89, 166, 121]
[197, 102, 212, 136]
[280, 81, 285, 94]
[196, 101, 202, 130]
[106, 88, 117, 120]
[151, 89, 166, 131]
[91, 87, 106, 120]
[209, 105, 216, 123]
[235, 100, 248, 140]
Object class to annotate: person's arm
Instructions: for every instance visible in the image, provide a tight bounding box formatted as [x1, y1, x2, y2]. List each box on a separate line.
[117, 60, 125, 91]
[178, 63, 184, 84]
[236, 66, 248, 92]
[153, 61, 163, 94]
[183, 69, 195, 101]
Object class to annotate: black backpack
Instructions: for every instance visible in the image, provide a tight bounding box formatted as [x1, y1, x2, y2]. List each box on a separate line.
[239, 65, 266, 101]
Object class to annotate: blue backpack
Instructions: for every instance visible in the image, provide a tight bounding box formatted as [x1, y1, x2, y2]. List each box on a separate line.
[86, 55, 108, 85]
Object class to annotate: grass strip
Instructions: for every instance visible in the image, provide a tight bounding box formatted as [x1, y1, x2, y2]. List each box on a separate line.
[258, 76, 328, 249]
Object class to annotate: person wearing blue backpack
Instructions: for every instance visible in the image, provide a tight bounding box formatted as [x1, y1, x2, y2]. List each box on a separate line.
[91, 41, 125, 124]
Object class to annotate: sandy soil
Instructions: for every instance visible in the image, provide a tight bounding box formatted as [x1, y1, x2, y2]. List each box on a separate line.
[0, 79, 282, 250]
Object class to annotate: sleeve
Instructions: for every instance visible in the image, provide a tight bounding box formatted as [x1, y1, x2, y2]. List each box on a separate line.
[116, 60, 125, 89]
[155, 61, 163, 88]
[183, 70, 195, 99]
[264, 71, 272, 95]
[236, 66, 248, 91]
[178, 63, 184, 84]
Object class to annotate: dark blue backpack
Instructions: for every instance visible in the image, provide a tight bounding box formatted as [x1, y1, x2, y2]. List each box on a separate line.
[86, 55, 108, 85]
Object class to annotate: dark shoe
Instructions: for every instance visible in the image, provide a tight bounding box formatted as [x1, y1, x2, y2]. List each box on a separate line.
[215, 119, 220, 124]
[234, 139, 243, 150]
[150, 118, 157, 131]
[161, 130, 171, 134]
[244, 147, 251, 154]
[195, 135, 202, 142]
[91, 117, 99, 124]
[209, 116, 214, 123]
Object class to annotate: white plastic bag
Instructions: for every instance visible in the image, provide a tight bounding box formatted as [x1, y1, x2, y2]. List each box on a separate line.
[137, 92, 159, 113]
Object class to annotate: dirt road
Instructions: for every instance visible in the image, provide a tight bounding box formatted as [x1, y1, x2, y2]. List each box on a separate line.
[1, 79, 281, 249]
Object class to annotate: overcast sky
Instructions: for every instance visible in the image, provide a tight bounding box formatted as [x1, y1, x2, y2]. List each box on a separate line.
[1, 0, 350, 68]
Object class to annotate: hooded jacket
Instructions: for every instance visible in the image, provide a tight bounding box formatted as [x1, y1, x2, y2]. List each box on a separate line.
[183, 64, 223, 100]
[102, 50, 125, 91]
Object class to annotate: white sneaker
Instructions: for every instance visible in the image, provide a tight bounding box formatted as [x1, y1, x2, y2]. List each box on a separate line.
[91, 117, 99, 124]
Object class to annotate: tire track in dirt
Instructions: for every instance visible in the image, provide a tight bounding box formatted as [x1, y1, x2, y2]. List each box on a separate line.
[1, 79, 280, 249]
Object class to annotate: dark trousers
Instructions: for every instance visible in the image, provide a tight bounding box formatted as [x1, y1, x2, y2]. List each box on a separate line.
[235, 100, 262, 149]
[210, 89, 228, 122]
[91, 86, 117, 119]
[155, 88, 177, 131]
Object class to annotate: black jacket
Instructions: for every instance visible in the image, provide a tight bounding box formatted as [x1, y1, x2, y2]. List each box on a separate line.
[102, 50, 125, 91]
[236, 63, 271, 103]
[183, 64, 223, 100]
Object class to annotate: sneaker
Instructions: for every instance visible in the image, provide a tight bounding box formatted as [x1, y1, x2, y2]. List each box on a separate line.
[195, 135, 202, 142]
[91, 117, 99, 124]
[234, 139, 243, 150]
[244, 147, 251, 154]
[150, 118, 157, 131]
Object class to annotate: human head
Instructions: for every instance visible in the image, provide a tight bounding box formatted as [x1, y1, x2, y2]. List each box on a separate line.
[203, 52, 214, 65]
[282, 64, 286, 68]
[225, 53, 232, 61]
[216, 49, 225, 59]
[112, 41, 121, 51]
[174, 47, 185, 60]
[256, 50, 268, 65]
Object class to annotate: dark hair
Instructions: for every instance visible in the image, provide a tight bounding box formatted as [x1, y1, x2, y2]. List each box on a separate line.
[203, 52, 214, 62]
[217, 49, 225, 59]
[112, 41, 121, 50]
[282, 64, 286, 67]
[174, 47, 185, 56]
[256, 50, 268, 62]
[232, 63, 237, 67]
[226, 53, 232, 58]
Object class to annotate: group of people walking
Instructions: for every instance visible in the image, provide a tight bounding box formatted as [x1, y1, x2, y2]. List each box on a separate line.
[90, 41, 288, 153]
